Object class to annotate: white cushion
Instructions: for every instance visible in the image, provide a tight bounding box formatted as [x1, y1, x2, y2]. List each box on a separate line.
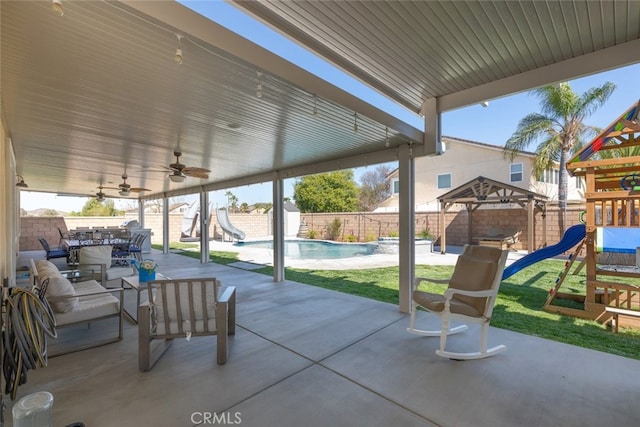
[45, 275, 78, 313]
[153, 280, 220, 335]
[55, 280, 119, 325]
[34, 259, 78, 313]
[79, 245, 113, 266]
[35, 259, 60, 280]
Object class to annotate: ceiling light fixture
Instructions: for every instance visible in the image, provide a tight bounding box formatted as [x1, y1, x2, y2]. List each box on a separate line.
[51, 0, 64, 16]
[353, 113, 359, 132]
[481, 101, 489, 107]
[119, 189, 131, 197]
[169, 173, 186, 183]
[175, 34, 183, 64]
[256, 71, 263, 98]
[16, 175, 28, 188]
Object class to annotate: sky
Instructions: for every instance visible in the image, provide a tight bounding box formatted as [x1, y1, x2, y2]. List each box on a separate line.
[20, 1, 640, 212]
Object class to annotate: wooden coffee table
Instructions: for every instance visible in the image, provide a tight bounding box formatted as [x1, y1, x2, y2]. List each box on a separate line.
[121, 273, 168, 324]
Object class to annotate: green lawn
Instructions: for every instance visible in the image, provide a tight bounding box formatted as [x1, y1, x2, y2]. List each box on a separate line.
[168, 245, 640, 360]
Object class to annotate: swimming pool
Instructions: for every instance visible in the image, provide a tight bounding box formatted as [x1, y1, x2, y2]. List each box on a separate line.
[234, 240, 378, 259]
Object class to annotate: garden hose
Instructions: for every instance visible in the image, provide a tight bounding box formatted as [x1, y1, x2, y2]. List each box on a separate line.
[2, 287, 57, 400]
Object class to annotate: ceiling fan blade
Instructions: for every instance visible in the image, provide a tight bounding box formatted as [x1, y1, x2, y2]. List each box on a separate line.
[129, 187, 151, 192]
[184, 170, 209, 179]
[184, 166, 211, 174]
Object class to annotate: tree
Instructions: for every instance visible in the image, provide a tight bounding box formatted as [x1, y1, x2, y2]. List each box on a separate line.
[504, 81, 615, 231]
[225, 191, 238, 213]
[358, 165, 392, 211]
[293, 170, 359, 213]
[79, 198, 124, 216]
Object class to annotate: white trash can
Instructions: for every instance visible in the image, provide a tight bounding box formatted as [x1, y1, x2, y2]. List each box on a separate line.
[12, 391, 54, 427]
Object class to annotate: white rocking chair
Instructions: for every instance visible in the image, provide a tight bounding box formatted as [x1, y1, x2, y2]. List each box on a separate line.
[407, 244, 509, 360]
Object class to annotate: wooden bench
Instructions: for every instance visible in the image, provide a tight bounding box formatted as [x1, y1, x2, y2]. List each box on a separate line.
[474, 228, 521, 250]
[605, 306, 640, 333]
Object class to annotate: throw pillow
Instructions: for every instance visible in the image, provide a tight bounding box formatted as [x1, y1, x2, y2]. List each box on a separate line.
[45, 275, 78, 313]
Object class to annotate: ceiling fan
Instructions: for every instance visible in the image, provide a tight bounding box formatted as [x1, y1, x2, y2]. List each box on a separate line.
[162, 151, 211, 183]
[103, 174, 151, 196]
[95, 185, 108, 202]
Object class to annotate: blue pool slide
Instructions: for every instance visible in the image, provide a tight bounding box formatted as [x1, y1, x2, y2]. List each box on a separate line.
[501, 223, 586, 280]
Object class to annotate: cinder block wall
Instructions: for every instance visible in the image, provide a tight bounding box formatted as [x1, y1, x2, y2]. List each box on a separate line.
[20, 212, 272, 251]
[19, 216, 69, 252]
[300, 206, 585, 251]
[20, 206, 585, 253]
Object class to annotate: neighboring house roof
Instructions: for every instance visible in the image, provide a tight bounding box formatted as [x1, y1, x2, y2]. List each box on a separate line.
[386, 136, 540, 178]
[283, 201, 300, 212]
[442, 135, 537, 158]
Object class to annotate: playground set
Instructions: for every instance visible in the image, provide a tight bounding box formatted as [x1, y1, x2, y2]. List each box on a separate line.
[545, 100, 640, 328]
[499, 100, 640, 329]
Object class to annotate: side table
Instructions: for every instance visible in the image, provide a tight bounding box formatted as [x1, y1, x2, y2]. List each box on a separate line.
[121, 273, 168, 324]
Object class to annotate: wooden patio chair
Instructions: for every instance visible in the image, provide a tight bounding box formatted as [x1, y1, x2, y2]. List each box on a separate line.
[138, 278, 236, 371]
[407, 244, 509, 360]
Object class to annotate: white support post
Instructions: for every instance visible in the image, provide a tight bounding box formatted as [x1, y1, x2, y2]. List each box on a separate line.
[398, 144, 415, 314]
[137, 199, 144, 229]
[200, 190, 209, 264]
[162, 196, 169, 254]
[272, 174, 285, 282]
[421, 97, 443, 156]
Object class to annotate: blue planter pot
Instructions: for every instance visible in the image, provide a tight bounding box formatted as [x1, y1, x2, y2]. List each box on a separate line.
[139, 269, 156, 283]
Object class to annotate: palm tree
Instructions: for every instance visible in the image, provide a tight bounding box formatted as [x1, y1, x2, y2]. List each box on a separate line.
[504, 81, 615, 231]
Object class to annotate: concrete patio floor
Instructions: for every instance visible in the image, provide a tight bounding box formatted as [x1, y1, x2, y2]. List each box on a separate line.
[8, 249, 639, 426]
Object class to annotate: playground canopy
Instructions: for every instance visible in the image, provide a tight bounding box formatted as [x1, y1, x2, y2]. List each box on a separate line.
[437, 176, 547, 253]
[568, 99, 640, 186]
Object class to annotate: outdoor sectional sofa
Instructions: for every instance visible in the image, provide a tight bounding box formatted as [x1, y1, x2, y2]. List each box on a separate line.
[30, 259, 124, 355]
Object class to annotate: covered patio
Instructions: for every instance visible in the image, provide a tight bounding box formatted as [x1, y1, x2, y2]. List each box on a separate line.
[3, 2, 640, 425]
[9, 249, 640, 426]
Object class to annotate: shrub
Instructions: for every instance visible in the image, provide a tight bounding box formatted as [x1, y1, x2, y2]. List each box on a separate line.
[326, 218, 342, 240]
[307, 229, 318, 239]
[419, 228, 432, 239]
[387, 230, 399, 238]
[345, 234, 357, 242]
[364, 232, 378, 242]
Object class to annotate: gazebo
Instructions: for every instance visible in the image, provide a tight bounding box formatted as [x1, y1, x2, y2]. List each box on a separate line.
[438, 176, 548, 253]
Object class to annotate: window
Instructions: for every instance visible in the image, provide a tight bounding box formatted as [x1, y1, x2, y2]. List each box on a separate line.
[510, 163, 523, 182]
[392, 179, 400, 194]
[536, 168, 558, 184]
[576, 176, 584, 190]
[437, 173, 451, 189]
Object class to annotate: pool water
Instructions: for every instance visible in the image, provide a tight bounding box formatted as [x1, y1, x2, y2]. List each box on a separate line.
[235, 240, 378, 259]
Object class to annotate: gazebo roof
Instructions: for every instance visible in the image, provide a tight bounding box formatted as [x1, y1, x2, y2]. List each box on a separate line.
[438, 176, 547, 209]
